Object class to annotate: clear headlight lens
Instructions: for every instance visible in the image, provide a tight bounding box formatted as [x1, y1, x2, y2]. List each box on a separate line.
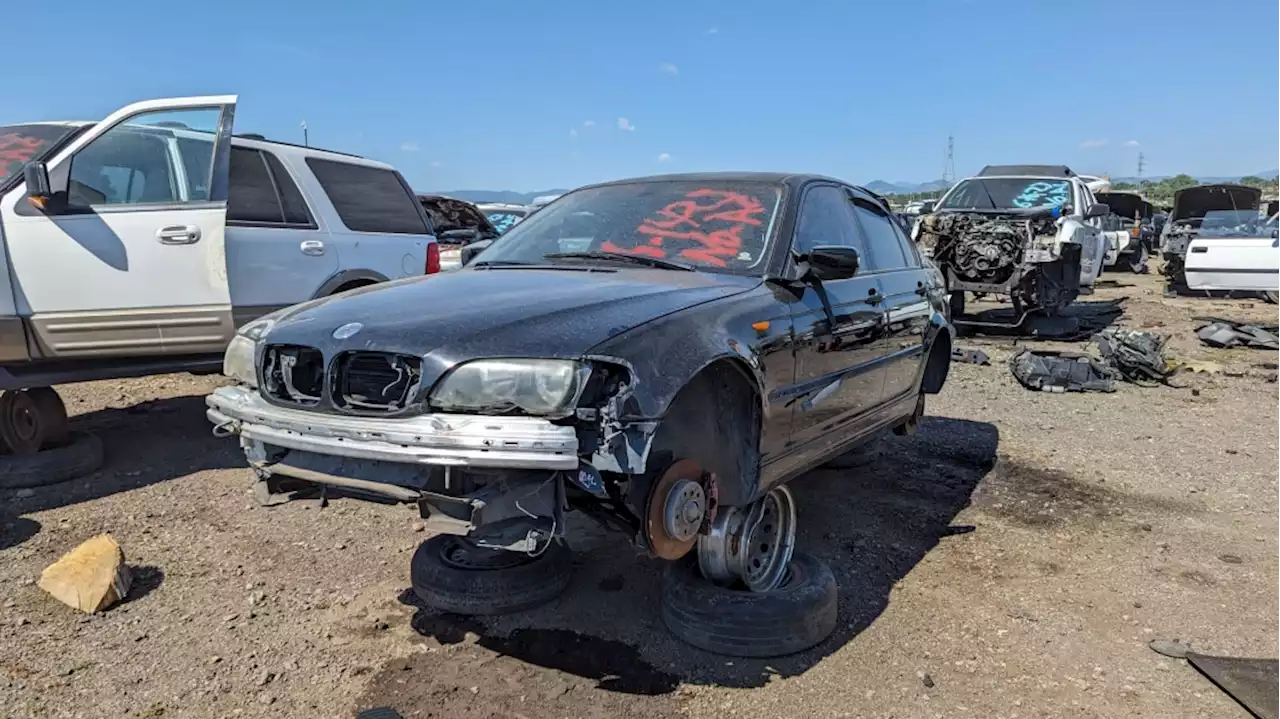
[429, 359, 590, 417]
[222, 317, 277, 388]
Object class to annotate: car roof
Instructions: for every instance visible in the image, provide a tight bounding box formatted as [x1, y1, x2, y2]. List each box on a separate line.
[977, 164, 1076, 178]
[5, 121, 386, 168]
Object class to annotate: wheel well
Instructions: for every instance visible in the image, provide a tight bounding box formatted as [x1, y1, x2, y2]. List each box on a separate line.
[331, 279, 376, 295]
[921, 330, 952, 395]
[640, 358, 762, 508]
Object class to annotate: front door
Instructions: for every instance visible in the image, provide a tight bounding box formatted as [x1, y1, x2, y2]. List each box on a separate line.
[0, 96, 237, 358]
[785, 184, 887, 458]
[848, 191, 932, 401]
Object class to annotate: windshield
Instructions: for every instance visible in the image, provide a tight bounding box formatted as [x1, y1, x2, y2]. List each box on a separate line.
[0, 124, 80, 189]
[485, 210, 527, 234]
[939, 177, 1073, 211]
[472, 180, 784, 273]
[1197, 210, 1276, 239]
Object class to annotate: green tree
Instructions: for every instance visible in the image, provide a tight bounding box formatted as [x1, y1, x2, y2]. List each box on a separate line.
[1238, 175, 1267, 188]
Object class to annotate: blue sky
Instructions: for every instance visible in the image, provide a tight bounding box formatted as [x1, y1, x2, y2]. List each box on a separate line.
[6, 0, 1277, 191]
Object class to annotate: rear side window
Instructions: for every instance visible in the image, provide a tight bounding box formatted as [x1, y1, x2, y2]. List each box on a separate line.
[851, 195, 914, 270]
[305, 158, 428, 234]
[228, 147, 315, 227]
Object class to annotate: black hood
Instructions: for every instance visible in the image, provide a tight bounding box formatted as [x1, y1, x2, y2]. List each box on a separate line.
[1095, 192, 1151, 220]
[1170, 184, 1261, 222]
[417, 195, 499, 239]
[264, 267, 757, 384]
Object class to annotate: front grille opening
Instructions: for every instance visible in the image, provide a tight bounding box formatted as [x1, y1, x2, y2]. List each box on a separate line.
[332, 351, 424, 413]
[263, 344, 325, 406]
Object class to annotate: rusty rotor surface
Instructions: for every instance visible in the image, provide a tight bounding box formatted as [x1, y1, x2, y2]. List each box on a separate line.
[645, 459, 706, 560]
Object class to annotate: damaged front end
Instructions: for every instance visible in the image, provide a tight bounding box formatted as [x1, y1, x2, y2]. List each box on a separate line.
[918, 210, 1081, 322]
[207, 353, 666, 555]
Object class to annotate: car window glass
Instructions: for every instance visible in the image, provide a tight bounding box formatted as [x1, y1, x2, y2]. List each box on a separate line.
[68, 107, 220, 207]
[228, 147, 284, 223]
[263, 152, 313, 225]
[851, 196, 912, 270]
[306, 158, 428, 234]
[793, 185, 867, 261]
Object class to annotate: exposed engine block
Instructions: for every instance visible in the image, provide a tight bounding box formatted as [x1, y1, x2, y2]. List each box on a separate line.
[922, 214, 1027, 285]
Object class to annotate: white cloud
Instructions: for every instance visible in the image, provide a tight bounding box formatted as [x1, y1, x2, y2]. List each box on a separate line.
[430, 160, 443, 168]
[707, 26, 719, 34]
[1079, 138, 1108, 149]
[659, 62, 679, 75]
[657, 152, 672, 163]
[1124, 139, 1141, 147]
[569, 127, 578, 138]
[399, 141, 419, 152]
[583, 119, 595, 127]
[617, 117, 635, 132]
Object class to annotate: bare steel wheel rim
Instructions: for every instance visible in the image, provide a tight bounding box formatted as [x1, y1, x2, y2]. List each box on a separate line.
[438, 538, 535, 572]
[696, 486, 797, 593]
[0, 390, 48, 454]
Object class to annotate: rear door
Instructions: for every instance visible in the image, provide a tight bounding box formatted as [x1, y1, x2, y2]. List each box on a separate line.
[787, 184, 887, 455]
[848, 189, 932, 402]
[224, 145, 336, 325]
[1185, 228, 1280, 292]
[0, 96, 237, 358]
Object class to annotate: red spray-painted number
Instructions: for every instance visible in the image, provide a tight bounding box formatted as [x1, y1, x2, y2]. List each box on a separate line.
[0, 134, 46, 166]
[602, 189, 767, 268]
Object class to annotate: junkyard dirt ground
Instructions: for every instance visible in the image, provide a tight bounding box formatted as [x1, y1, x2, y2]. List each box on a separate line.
[1, 272, 1276, 719]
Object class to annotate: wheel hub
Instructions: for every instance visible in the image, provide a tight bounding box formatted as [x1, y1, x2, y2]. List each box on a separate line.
[697, 485, 797, 593]
[645, 460, 711, 560]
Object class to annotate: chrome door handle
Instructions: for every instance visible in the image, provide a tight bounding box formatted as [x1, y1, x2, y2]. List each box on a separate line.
[300, 240, 326, 256]
[156, 225, 201, 244]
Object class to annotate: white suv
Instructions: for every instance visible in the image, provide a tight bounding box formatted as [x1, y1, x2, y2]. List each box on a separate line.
[0, 95, 437, 451]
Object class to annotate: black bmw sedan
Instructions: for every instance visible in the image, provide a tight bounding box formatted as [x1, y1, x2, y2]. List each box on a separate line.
[207, 172, 954, 656]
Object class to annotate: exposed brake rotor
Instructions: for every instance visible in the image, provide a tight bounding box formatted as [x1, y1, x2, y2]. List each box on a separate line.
[645, 459, 713, 560]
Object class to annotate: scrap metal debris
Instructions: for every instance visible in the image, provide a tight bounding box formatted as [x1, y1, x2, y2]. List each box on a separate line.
[1148, 639, 1279, 719]
[950, 347, 990, 365]
[1094, 329, 1174, 385]
[1195, 317, 1280, 350]
[1009, 349, 1117, 393]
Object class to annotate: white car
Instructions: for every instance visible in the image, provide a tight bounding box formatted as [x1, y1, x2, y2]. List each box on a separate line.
[917, 164, 1109, 320]
[1185, 211, 1279, 303]
[475, 202, 533, 235]
[0, 95, 437, 452]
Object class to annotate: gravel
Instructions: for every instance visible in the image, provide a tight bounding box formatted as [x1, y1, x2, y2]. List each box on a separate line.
[0, 272, 1274, 718]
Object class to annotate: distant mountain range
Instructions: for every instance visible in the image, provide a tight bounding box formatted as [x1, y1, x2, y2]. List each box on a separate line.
[440, 189, 570, 205]
[439, 170, 1278, 204]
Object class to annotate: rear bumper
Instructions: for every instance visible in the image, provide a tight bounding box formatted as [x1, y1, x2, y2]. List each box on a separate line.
[205, 385, 579, 471]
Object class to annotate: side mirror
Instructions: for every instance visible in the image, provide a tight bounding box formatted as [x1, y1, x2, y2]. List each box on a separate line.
[460, 239, 495, 266]
[804, 245, 860, 281]
[1085, 203, 1110, 219]
[23, 162, 51, 206]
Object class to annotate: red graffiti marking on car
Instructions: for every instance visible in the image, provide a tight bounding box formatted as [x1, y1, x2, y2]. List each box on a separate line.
[602, 190, 768, 268]
[0, 134, 45, 166]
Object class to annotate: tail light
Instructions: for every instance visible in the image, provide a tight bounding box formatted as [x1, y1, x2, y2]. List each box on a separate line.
[1129, 227, 1140, 238]
[425, 242, 441, 274]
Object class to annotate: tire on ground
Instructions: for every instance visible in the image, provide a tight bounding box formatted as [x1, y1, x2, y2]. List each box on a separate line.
[410, 535, 572, 615]
[661, 550, 838, 657]
[0, 432, 104, 489]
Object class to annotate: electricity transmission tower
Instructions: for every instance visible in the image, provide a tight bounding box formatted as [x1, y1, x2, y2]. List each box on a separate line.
[1137, 152, 1145, 178]
[942, 135, 956, 185]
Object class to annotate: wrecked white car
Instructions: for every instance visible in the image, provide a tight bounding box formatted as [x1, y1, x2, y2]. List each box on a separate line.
[914, 165, 1108, 323]
[1162, 184, 1269, 299]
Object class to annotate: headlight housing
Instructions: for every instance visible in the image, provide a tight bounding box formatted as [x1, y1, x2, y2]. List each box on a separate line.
[222, 317, 278, 388]
[429, 359, 590, 417]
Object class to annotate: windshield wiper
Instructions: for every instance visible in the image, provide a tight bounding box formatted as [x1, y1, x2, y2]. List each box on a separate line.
[543, 251, 696, 271]
[471, 259, 536, 267]
[977, 179, 999, 210]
